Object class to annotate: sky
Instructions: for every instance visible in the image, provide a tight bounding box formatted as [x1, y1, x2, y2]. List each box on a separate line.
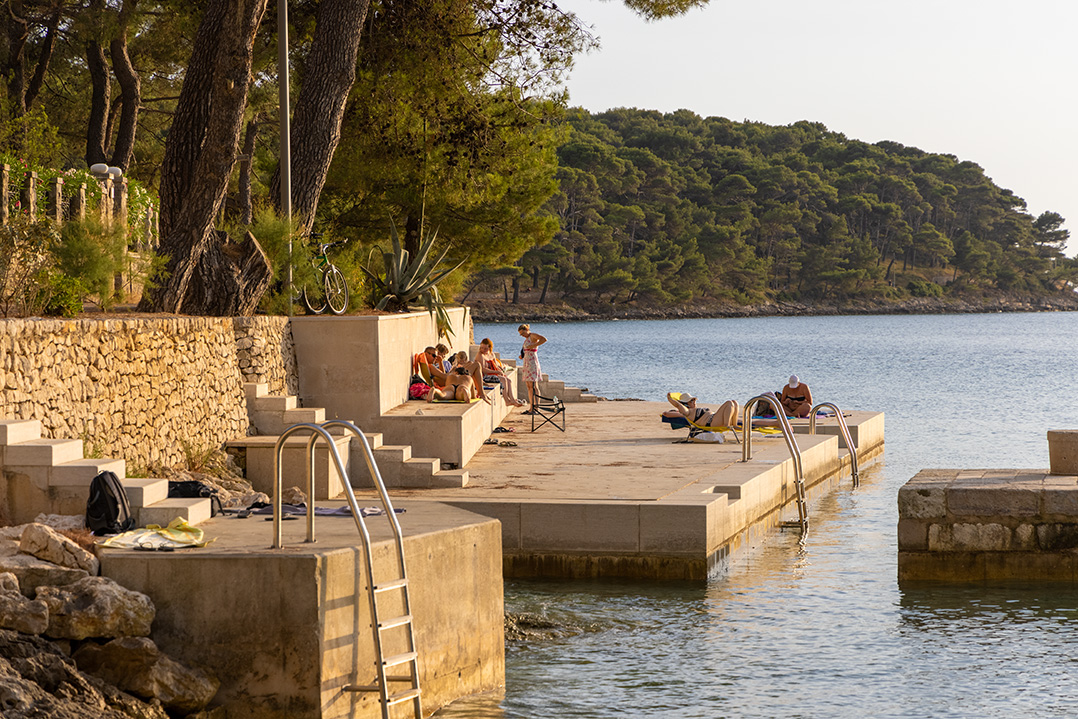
[557, 0, 1078, 256]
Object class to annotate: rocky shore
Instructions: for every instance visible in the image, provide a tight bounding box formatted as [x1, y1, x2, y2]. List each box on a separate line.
[0, 517, 220, 718]
[468, 291, 1078, 323]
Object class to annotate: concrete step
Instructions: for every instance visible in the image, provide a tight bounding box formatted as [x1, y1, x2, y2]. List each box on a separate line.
[138, 497, 212, 527]
[122, 477, 170, 508]
[431, 469, 469, 488]
[51, 458, 126, 487]
[0, 419, 42, 445]
[252, 395, 297, 411]
[579, 393, 599, 403]
[5, 438, 83, 466]
[398, 458, 440, 488]
[254, 408, 327, 435]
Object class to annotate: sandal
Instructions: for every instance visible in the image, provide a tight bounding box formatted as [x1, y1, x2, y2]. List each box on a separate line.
[498, 440, 517, 447]
[484, 438, 498, 445]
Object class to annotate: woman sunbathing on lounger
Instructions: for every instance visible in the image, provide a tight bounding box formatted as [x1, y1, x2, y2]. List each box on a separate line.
[665, 393, 740, 429]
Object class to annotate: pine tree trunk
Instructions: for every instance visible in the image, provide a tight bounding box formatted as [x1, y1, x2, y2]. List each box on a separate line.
[108, 0, 141, 171]
[84, 0, 110, 166]
[139, 0, 268, 314]
[270, 0, 370, 234]
[24, 7, 60, 109]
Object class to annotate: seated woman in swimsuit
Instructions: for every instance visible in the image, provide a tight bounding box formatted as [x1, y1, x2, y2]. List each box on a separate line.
[427, 366, 476, 402]
[476, 338, 526, 407]
[665, 393, 740, 429]
[779, 375, 812, 418]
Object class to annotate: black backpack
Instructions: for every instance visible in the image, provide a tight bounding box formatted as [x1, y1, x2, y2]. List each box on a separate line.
[86, 470, 136, 535]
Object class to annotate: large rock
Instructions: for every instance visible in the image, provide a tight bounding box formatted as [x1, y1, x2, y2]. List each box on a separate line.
[31, 514, 87, 533]
[37, 577, 154, 640]
[0, 572, 48, 635]
[0, 629, 168, 719]
[74, 636, 219, 713]
[0, 553, 89, 597]
[19, 523, 99, 574]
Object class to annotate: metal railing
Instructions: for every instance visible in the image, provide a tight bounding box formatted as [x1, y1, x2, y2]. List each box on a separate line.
[809, 402, 859, 487]
[741, 392, 808, 531]
[270, 420, 421, 718]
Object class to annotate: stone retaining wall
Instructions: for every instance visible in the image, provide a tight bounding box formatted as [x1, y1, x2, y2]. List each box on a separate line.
[0, 317, 297, 470]
[898, 469, 1078, 582]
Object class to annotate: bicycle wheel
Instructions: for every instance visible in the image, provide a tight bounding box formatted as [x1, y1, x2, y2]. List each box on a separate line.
[324, 265, 350, 315]
[302, 272, 327, 315]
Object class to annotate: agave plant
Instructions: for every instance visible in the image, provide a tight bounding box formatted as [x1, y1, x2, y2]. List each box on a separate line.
[361, 218, 466, 335]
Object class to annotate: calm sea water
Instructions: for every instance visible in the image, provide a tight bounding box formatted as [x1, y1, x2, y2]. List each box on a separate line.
[436, 312, 1078, 718]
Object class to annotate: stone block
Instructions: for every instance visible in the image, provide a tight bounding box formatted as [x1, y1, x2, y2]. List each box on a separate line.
[1036, 523, 1078, 551]
[983, 552, 1076, 582]
[1048, 430, 1078, 475]
[897, 518, 928, 550]
[946, 485, 1039, 517]
[929, 522, 1010, 552]
[1012, 523, 1037, 550]
[1042, 486, 1078, 516]
[898, 486, 947, 519]
[898, 551, 985, 583]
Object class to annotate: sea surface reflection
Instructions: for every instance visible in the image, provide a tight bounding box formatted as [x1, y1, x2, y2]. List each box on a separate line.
[435, 313, 1078, 717]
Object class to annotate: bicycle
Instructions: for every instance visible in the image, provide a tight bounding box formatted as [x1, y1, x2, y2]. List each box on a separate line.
[301, 233, 350, 315]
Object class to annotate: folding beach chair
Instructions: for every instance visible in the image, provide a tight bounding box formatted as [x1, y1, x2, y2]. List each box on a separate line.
[530, 394, 565, 432]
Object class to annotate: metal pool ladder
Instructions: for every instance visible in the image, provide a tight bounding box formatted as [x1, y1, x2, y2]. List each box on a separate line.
[809, 402, 859, 487]
[270, 420, 422, 719]
[741, 392, 808, 531]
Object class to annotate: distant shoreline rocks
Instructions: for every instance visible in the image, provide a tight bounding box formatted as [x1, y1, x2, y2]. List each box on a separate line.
[469, 292, 1078, 323]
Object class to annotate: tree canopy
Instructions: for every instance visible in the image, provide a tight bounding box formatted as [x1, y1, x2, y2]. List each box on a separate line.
[488, 108, 1075, 306]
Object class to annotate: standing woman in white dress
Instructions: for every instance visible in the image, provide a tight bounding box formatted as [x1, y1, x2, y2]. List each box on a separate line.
[517, 324, 547, 413]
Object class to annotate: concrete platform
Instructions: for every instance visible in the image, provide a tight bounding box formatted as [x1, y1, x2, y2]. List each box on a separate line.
[99, 501, 505, 719]
[383, 401, 884, 580]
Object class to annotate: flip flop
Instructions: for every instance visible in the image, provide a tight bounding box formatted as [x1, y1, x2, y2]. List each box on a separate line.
[499, 440, 517, 447]
[484, 438, 499, 445]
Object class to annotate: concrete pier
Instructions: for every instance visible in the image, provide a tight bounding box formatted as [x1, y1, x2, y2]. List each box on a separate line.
[898, 469, 1078, 582]
[387, 400, 883, 580]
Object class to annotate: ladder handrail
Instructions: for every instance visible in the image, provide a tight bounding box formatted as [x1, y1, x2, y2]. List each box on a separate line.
[271, 423, 352, 547]
[741, 392, 808, 529]
[270, 420, 421, 719]
[809, 402, 859, 487]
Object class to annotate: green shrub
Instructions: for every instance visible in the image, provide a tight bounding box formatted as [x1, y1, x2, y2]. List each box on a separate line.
[53, 217, 126, 308]
[907, 279, 943, 298]
[43, 273, 85, 317]
[0, 215, 60, 317]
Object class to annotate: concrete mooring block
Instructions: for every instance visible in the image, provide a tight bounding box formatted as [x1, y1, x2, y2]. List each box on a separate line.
[1048, 430, 1078, 475]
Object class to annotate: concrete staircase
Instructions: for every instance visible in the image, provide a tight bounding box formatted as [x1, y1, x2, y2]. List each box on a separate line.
[237, 383, 469, 494]
[0, 419, 212, 527]
[537, 375, 598, 403]
[487, 352, 596, 403]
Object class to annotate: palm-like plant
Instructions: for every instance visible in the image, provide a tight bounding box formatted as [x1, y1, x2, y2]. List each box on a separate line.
[361, 218, 466, 335]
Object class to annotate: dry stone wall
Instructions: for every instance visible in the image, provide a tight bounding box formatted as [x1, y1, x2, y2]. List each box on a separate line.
[233, 316, 297, 396]
[0, 317, 297, 470]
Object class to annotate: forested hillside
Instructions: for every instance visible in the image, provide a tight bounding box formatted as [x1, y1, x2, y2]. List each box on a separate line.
[487, 108, 1074, 309]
